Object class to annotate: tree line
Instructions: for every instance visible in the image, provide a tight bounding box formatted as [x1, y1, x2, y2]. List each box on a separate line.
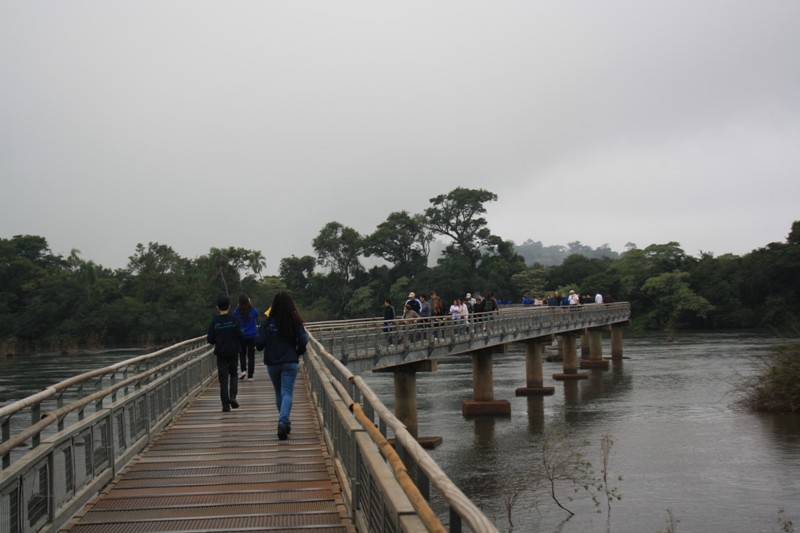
[2, 187, 798, 353]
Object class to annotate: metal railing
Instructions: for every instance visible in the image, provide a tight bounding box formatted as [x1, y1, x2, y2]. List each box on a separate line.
[308, 303, 630, 371]
[0, 338, 214, 533]
[304, 335, 499, 533]
[0, 303, 631, 533]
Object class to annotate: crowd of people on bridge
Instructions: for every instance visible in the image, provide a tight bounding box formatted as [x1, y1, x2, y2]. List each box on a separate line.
[519, 290, 611, 307]
[382, 289, 502, 345]
[206, 286, 611, 437]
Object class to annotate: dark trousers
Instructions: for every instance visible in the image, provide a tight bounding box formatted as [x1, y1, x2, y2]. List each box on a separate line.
[216, 355, 238, 407]
[239, 338, 256, 377]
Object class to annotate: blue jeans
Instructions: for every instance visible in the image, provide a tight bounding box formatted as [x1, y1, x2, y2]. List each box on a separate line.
[267, 362, 299, 427]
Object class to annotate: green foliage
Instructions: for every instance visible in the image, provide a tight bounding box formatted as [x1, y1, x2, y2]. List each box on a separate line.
[0, 235, 274, 353]
[424, 187, 499, 268]
[2, 199, 799, 352]
[641, 271, 714, 339]
[363, 211, 430, 277]
[738, 343, 800, 413]
[511, 266, 549, 298]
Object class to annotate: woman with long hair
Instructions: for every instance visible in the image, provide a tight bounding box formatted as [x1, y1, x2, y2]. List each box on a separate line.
[232, 294, 259, 380]
[256, 291, 307, 441]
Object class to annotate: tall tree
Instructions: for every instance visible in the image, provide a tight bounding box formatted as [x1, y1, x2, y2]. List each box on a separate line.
[312, 222, 364, 284]
[279, 255, 317, 302]
[312, 222, 364, 317]
[641, 271, 714, 340]
[206, 247, 267, 297]
[424, 187, 499, 268]
[363, 210, 431, 276]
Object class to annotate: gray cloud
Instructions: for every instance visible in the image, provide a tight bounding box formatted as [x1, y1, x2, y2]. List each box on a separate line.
[2, 1, 798, 272]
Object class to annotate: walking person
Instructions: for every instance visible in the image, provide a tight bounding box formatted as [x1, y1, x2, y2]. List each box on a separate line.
[233, 293, 260, 381]
[256, 291, 308, 441]
[383, 298, 396, 345]
[206, 295, 243, 412]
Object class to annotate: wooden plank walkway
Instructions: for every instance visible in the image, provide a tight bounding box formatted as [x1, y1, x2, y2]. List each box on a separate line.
[60, 366, 356, 533]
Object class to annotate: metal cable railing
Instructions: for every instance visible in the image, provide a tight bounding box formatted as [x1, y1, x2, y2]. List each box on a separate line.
[0, 338, 214, 533]
[304, 335, 500, 533]
[308, 303, 630, 368]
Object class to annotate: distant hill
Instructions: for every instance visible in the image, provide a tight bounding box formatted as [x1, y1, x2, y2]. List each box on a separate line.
[514, 239, 621, 266]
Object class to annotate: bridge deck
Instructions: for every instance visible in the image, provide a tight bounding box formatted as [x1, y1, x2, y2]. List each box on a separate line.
[60, 368, 356, 533]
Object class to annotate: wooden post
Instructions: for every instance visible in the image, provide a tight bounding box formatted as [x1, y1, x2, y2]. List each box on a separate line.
[516, 338, 555, 396]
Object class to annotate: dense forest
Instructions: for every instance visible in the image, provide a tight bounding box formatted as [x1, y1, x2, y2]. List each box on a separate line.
[2, 187, 798, 354]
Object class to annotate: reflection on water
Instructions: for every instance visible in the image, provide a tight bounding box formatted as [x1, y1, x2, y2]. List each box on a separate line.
[362, 332, 800, 533]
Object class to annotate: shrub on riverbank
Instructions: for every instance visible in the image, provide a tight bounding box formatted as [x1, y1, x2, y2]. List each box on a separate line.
[738, 343, 800, 413]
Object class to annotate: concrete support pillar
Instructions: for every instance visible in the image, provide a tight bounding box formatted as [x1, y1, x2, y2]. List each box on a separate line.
[580, 331, 590, 359]
[472, 350, 494, 401]
[516, 338, 555, 396]
[553, 334, 587, 381]
[376, 359, 442, 448]
[611, 325, 624, 358]
[581, 329, 610, 370]
[394, 370, 418, 438]
[462, 348, 511, 416]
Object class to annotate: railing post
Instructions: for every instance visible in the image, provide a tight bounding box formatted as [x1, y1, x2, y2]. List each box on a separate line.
[32, 404, 41, 448]
[449, 506, 463, 533]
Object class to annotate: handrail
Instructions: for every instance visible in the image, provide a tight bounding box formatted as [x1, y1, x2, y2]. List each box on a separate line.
[306, 335, 500, 532]
[308, 302, 631, 370]
[0, 340, 205, 460]
[0, 338, 214, 532]
[351, 402, 447, 533]
[0, 337, 201, 420]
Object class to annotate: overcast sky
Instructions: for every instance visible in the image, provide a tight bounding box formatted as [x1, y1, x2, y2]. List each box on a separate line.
[2, 1, 798, 274]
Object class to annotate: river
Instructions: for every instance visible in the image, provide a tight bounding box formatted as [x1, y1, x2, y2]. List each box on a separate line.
[2, 333, 799, 532]
[361, 331, 800, 533]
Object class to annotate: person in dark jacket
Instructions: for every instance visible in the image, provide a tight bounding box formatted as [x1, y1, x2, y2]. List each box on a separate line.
[232, 293, 260, 381]
[256, 291, 308, 441]
[383, 298, 396, 345]
[207, 295, 243, 412]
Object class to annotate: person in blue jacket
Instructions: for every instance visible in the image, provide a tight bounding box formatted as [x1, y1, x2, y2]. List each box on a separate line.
[256, 291, 308, 441]
[233, 294, 260, 381]
[207, 295, 243, 412]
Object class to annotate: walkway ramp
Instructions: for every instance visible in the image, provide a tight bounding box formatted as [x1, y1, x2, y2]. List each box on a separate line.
[59, 369, 355, 532]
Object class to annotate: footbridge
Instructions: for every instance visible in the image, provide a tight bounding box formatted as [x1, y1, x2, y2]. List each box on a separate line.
[1, 302, 629, 533]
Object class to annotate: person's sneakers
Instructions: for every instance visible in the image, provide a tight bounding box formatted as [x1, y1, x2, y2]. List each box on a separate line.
[247, 376, 253, 381]
[230, 399, 240, 409]
[222, 405, 231, 412]
[238, 371, 246, 380]
[277, 423, 288, 441]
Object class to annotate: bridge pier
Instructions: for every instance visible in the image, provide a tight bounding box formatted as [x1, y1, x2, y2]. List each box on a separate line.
[462, 348, 511, 416]
[581, 331, 590, 359]
[375, 359, 442, 449]
[581, 328, 610, 370]
[553, 334, 588, 381]
[611, 324, 624, 358]
[515, 337, 555, 396]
